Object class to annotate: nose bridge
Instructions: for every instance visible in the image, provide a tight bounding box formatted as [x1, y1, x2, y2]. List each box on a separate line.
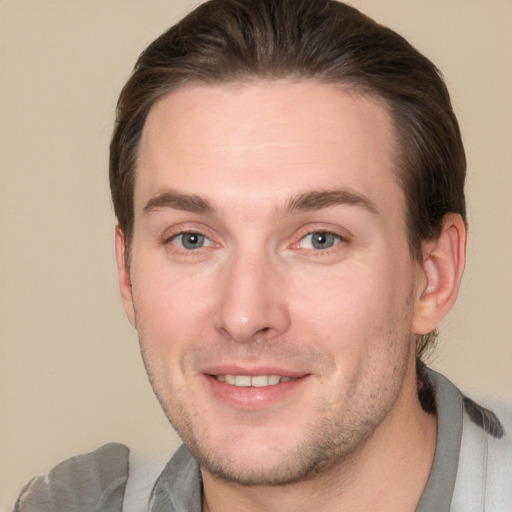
[214, 245, 289, 343]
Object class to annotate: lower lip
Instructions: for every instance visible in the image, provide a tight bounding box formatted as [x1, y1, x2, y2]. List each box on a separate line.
[204, 374, 309, 409]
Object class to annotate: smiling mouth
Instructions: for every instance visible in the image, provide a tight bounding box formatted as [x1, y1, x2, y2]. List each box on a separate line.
[213, 375, 295, 387]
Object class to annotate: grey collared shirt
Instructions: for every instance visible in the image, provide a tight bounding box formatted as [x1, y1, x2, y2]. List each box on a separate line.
[14, 369, 509, 512]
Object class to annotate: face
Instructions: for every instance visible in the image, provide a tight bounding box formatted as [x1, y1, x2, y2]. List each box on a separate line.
[119, 80, 425, 485]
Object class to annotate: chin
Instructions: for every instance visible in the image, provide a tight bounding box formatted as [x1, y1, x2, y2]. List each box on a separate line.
[196, 444, 336, 486]
[180, 418, 369, 487]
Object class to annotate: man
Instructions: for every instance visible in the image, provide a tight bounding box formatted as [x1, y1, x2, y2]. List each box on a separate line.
[14, 0, 511, 511]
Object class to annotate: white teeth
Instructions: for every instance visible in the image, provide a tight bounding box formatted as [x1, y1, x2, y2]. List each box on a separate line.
[215, 375, 291, 387]
[268, 375, 280, 385]
[234, 375, 252, 387]
[251, 375, 269, 387]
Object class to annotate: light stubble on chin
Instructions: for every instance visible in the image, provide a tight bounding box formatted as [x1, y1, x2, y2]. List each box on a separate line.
[139, 328, 413, 488]
[132, 269, 417, 485]
[197, 353, 411, 487]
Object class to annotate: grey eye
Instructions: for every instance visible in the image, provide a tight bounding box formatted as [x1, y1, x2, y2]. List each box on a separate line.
[300, 232, 339, 250]
[311, 232, 337, 249]
[177, 232, 206, 249]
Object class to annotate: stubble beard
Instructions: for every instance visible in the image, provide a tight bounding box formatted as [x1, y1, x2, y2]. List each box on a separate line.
[134, 276, 417, 487]
[140, 329, 413, 488]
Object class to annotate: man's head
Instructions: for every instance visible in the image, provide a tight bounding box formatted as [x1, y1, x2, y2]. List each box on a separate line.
[110, 0, 466, 361]
[110, 0, 466, 487]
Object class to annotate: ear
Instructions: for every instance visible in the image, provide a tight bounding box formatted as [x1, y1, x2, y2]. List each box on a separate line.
[412, 213, 466, 335]
[114, 225, 136, 328]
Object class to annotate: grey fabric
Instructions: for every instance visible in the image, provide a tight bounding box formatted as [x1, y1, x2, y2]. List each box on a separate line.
[150, 444, 202, 512]
[415, 370, 464, 512]
[450, 394, 511, 510]
[13, 443, 129, 512]
[463, 396, 505, 439]
[148, 369, 466, 512]
[14, 370, 508, 511]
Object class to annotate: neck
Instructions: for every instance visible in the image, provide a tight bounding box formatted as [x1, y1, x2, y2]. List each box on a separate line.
[201, 367, 437, 512]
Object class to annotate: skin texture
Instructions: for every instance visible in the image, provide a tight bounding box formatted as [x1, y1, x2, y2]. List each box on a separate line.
[116, 80, 465, 511]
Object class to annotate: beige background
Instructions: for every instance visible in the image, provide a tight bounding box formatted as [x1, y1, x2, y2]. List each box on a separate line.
[1, 0, 511, 508]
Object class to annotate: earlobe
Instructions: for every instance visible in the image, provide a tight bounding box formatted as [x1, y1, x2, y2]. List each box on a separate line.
[114, 225, 136, 328]
[412, 213, 466, 335]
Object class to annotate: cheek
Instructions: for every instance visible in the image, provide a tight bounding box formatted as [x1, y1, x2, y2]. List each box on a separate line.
[130, 257, 218, 355]
[131, 270, 217, 400]
[290, 263, 380, 326]
[288, 260, 414, 355]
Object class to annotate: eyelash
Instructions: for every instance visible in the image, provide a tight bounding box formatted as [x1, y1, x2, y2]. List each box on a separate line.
[294, 229, 346, 254]
[163, 229, 213, 251]
[161, 228, 348, 256]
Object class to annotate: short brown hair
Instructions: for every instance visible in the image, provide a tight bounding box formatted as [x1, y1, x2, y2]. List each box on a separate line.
[110, 0, 466, 360]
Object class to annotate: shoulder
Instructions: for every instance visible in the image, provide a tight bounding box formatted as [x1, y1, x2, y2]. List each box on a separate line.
[454, 394, 512, 510]
[13, 443, 199, 512]
[426, 369, 512, 510]
[13, 443, 129, 512]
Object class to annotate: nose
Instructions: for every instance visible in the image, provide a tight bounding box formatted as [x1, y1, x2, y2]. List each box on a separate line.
[213, 251, 290, 343]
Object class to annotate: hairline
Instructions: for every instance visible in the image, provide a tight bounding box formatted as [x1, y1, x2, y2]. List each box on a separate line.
[122, 75, 421, 264]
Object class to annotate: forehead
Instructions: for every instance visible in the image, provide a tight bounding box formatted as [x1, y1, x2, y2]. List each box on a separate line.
[136, 80, 401, 215]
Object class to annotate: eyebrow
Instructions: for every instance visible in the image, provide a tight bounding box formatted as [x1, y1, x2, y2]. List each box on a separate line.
[284, 189, 378, 215]
[143, 188, 378, 216]
[144, 190, 212, 214]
